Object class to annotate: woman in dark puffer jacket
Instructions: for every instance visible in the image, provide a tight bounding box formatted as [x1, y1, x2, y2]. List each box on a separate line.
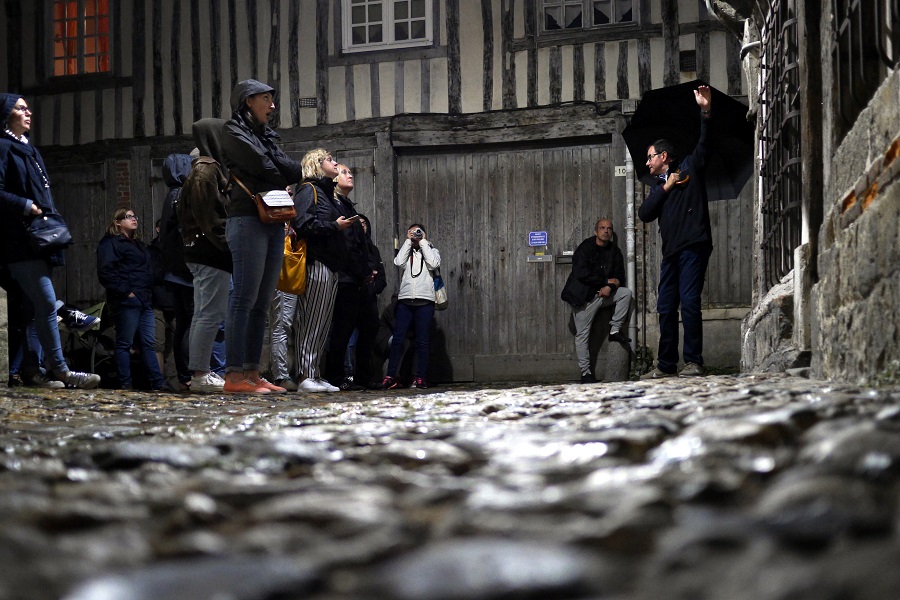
[97, 208, 170, 391]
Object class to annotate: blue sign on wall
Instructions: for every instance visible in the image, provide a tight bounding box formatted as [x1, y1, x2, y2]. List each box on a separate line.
[528, 231, 548, 247]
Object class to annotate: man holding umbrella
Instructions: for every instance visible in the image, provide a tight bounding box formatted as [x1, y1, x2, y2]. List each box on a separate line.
[638, 85, 712, 379]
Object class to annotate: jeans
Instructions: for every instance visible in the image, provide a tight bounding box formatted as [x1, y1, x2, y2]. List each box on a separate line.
[269, 289, 299, 381]
[386, 301, 435, 380]
[211, 321, 226, 375]
[226, 216, 284, 373]
[573, 286, 633, 375]
[7, 259, 67, 375]
[187, 263, 231, 373]
[657, 246, 711, 373]
[113, 295, 165, 389]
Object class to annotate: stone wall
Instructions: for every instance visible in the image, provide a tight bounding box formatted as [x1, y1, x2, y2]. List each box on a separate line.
[812, 68, 900, 383]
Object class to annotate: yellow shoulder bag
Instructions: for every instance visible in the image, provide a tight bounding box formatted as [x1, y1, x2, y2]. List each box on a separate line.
[276, 183, 316, 295]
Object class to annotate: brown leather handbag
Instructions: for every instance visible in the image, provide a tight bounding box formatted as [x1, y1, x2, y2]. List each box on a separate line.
[231, 174, 297, 224]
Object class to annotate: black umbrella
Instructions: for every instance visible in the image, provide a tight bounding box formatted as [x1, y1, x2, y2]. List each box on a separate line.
[622, 80, 755, 200]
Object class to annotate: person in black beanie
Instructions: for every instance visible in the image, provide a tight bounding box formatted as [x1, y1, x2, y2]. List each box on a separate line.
[220, 79, 302, 394]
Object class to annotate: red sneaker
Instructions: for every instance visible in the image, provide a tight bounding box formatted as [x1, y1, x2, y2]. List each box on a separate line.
[381, 376, 401, 390]
[253, 378, 287, 392]
[411, 377, 429, 389]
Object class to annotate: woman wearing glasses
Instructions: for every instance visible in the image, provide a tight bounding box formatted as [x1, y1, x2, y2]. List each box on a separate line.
[97, 209, 172, 391]
[0, 93, 100, 389]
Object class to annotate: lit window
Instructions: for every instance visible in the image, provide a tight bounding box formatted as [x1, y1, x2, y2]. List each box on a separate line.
[343, 0, 433, 53]
[53, 0, 110, 76]
[543, 0, 634, 31]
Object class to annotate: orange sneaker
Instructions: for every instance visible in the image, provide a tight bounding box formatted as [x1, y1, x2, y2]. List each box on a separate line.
[223, 378, 271, 394]
[253, 378, 286, 392]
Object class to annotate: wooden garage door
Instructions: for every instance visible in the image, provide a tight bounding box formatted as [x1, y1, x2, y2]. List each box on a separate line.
[51, 161, 114, 308]
[396, 140, 616, 382]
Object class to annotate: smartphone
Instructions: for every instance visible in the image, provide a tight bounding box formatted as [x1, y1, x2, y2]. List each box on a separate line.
[346, 215, 360, 222]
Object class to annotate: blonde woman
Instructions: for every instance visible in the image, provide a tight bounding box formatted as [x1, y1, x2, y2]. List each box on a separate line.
[97, 209, 170, 391]
[290, 149, 355, 392]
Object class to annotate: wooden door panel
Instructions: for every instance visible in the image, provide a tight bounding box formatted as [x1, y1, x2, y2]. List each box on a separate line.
[397, 142, 613, 380]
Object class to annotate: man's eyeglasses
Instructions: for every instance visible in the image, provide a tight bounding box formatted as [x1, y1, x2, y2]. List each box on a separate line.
[646, 152, 663, 161]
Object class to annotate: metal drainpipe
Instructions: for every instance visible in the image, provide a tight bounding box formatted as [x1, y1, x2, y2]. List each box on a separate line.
[625, 147, 636, 351]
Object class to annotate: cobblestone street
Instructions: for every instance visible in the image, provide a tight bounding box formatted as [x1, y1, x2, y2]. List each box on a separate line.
[2, 374, 900, 600]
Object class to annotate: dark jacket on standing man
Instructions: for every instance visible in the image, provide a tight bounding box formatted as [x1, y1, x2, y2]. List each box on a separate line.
[560, 236, 626, 308]
[638, 115, 713, 258]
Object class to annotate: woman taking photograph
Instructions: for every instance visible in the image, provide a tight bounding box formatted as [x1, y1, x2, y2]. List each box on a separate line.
[221, 79, 302, 394]
[0, 93, 100, 389]
[97, 209, 171, 391]
[381, 223, 441, 390]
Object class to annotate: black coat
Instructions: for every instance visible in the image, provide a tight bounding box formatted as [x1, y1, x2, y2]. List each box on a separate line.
[560, 236, 626, 308]
[97, 233, 155, 306]
[292, 177, 348, 274]
[0, 94, 66, 266]
[638, 114, 714, 258]
[333, 192, 371, 285]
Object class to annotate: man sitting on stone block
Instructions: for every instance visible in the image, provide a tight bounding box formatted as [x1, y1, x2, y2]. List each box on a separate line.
[561, 218, 633, 383]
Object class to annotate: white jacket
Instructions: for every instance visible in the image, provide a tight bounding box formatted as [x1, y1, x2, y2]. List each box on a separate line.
[394, 239, 441, 302]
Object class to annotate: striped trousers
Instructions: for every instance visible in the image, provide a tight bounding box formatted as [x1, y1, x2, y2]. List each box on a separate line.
[295, 261, 338, 380]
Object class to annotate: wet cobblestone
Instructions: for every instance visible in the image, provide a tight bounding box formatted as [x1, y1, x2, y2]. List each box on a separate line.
[1, 373, 899, 599]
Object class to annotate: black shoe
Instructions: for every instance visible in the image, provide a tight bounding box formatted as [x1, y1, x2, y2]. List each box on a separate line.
[580, 372, 597, 384]
[338, 378, 364, 391]
[608, 330, 632, 344]
[153, 381, 178, 393]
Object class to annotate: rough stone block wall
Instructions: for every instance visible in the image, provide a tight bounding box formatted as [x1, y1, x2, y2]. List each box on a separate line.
[741, 279, 795, 373]
[813, 70, 900, 384]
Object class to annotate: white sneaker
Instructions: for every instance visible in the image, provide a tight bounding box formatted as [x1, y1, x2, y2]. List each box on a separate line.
[210, 372, 225, 384]
[299, 377, 329, 392]
[191, 372, 225, 393]
[316, 378, 339, 393]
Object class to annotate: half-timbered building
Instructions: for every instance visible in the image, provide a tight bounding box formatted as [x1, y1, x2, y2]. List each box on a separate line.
[0, 0, 752, 382]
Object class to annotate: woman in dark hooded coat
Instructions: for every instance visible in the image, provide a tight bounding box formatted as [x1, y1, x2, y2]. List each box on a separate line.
[220, 79, 302, 394]
[0, 93, 100, 389]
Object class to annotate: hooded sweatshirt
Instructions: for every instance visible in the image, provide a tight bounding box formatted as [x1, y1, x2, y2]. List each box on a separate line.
[158, 153, 194, 281]
[220, 79, 302, 218]
[177, 118, 232, 273]
[0, 93, 66, 266]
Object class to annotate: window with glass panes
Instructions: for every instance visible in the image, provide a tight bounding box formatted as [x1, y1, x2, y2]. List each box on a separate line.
[543, 0, 634, 31]
[52, 0, 110, 76]
[344, 0, 432, 52]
